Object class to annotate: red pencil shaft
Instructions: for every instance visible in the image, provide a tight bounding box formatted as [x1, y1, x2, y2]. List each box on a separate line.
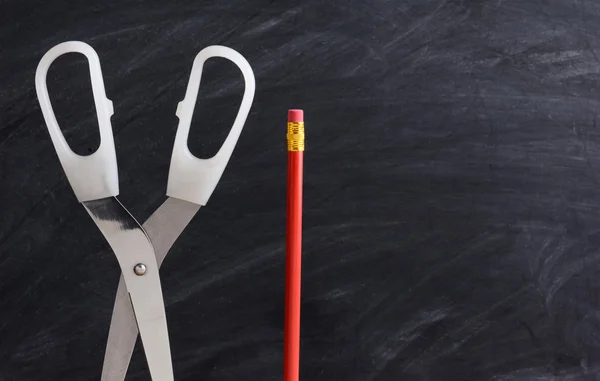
[284, 150, 303, 381]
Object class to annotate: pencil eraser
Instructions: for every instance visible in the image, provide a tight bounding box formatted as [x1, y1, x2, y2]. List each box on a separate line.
[288, 109, 304, 123]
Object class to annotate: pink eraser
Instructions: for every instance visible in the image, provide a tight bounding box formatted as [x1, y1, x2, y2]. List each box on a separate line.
[288, 109, 304, 123]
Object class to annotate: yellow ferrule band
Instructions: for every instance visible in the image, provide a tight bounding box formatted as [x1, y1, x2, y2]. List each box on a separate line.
[287, 122, 305, 152]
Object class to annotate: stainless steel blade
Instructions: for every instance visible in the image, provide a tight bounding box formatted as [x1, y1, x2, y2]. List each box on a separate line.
[99, 197, 201, 381]
[83, 197, 179, 381]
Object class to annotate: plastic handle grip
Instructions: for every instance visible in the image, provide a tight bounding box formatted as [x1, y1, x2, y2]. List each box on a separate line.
[35, 41, 118, 202]
[166, 45, 256, 206]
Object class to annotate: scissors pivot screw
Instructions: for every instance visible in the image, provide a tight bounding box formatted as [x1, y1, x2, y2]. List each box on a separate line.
[133, 263, 147, 276]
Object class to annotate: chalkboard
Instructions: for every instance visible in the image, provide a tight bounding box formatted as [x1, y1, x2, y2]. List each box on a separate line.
[2, 0, 600, 380]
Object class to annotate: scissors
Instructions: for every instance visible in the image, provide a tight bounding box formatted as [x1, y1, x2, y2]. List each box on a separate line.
[34, 41, 255, 381]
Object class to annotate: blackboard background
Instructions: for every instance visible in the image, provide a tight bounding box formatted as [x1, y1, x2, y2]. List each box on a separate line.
[3, 0, 600, 380]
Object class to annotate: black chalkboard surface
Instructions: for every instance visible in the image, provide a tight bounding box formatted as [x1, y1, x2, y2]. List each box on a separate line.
[2, 0, 600, 380]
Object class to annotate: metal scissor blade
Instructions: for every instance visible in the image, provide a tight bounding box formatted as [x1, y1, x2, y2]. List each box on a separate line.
[83, 197, 175, 381]
[100, 197, 201, 381]
[101, 275, 137, 381]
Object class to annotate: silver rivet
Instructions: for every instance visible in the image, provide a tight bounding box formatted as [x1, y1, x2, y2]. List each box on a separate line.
[134, 263, 147, 276]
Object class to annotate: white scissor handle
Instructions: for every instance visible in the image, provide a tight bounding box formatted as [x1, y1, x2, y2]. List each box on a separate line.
[167, 45, 256, 206]
[35, 41, 118, 202]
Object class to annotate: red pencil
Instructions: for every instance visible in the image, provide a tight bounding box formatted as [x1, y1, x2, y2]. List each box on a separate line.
[284, 109, 304, 381]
